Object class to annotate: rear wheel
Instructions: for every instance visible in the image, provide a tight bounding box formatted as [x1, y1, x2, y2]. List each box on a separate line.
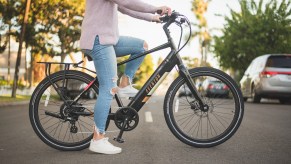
[251, 85, 261, 103]
[279, 98, 289, 104]
[29, 70, 109, 151]
[164, 67, 244, 148]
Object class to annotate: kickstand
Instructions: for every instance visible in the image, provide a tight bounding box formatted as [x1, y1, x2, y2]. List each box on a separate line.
[113, 117, 129, 143]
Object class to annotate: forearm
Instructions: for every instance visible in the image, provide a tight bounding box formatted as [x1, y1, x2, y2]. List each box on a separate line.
[118, 6, 154, 22]
[110, 0, 158, 13]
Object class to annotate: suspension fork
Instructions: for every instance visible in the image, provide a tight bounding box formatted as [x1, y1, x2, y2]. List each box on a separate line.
[178, 65, 208, 111]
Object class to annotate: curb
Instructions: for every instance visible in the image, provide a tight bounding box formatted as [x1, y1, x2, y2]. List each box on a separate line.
[0, 101, 30, 107]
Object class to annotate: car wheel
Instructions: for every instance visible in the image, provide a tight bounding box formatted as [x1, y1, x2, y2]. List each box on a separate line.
[251, 86, 261, 103]
[279, 98, 289, 104]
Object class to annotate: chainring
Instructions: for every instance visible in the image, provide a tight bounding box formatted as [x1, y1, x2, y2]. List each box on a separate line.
[114, 107, 139, 131]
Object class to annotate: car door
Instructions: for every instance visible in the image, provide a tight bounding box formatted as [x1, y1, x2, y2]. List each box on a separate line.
[240, 61, 254, 97]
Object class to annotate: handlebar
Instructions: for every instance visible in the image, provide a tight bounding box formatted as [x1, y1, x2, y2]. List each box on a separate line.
[156, 10, 191, 54]
[158, 11, 185, 25]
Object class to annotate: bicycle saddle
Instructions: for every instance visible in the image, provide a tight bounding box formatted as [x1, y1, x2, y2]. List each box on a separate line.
[81, 49, 93, 61]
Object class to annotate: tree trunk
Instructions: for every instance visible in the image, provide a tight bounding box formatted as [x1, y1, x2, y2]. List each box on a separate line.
[25, 43, 28, 86]
[69, 52, 76, 63]
[11, 0, 31, 98]
[29, 51, 34, 88]
[7, 25, 11, 82]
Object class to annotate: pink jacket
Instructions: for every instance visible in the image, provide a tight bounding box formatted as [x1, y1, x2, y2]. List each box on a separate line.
[80, 0, 158, 49]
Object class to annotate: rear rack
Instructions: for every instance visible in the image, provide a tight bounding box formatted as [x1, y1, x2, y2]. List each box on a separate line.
[38, 61, 96, 78]
[37, 61, 96, 107]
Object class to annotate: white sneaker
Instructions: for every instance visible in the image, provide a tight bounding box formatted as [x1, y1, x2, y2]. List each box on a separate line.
[118, 85, 139, 98]
[89, 138, 122, 154]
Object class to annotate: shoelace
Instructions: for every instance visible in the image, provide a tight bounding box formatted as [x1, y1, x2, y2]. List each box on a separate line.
[102, 138, 114, 147]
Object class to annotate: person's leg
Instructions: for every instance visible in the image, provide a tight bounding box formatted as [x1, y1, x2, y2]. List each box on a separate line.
[89, 37, 118, 139]
[114, 36, 148, 87]
[87, 36, 121, 154]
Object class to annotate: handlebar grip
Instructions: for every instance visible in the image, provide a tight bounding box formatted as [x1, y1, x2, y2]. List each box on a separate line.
[159, 16, 167, 22]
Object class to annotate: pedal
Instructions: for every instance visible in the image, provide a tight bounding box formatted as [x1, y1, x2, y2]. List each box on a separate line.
[113, 137, 125, 143]
[113, 116, 129, 144]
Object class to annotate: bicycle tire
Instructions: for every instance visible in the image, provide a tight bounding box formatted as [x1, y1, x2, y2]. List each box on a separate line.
[29, 70, 109, 151]
[164, 67, 244, 148]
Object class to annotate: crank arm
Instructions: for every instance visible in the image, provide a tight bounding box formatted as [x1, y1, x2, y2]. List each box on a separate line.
[114, 117, 129, 143]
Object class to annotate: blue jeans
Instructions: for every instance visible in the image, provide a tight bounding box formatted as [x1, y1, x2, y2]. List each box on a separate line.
[85, 36, 145, 134]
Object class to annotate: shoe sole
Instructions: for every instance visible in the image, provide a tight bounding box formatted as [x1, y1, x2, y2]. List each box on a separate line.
[89, 147, 122, 155]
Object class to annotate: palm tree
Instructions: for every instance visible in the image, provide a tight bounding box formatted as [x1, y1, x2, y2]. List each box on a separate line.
[190, 0, 211, 66]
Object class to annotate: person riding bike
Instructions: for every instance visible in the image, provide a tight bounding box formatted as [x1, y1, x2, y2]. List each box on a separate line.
[80, 0, 171, 155]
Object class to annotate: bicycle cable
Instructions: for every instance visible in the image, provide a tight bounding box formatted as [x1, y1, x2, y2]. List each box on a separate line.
[174, 14, 195, 105]
[175, 15, 192, 54]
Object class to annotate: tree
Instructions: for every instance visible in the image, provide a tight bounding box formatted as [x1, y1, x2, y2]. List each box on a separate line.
[19, 0, 84, 87]
[51, 0, 84, 64]
[213, 0, 291, 79]
[26, 0, 84, 68]
[0, 0, 85, 95]
[190, 0, 212, 66]
[117, 54, 154, 89]
[12, 0, 31, 98]
[133, 54, 154, 89]
[0, 0, 21, 82]
[182, 56, 202, 68]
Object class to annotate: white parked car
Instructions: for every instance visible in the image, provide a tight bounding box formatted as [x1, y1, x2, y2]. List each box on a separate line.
[240, 54, 291, 104]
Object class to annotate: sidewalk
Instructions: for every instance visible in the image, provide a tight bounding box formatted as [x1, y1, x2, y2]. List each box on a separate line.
[0, 87, 34, 107]
[0, 100, 30, 107]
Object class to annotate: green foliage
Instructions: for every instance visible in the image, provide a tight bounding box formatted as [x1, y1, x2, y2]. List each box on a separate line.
[0, 79, 9, 86]
[0, 0, 85, 86]
[26, 0, 85, 58]
[117, 56, 128, 77]
[133, 54, 154, 89]
[0, 79, 25, 89]
[0, 0, 21, 53]
[0, 0, 85, 57]
[0, 95, 31, 102]
[117, 54, 154, 89]
[213, 0, 291, 78]
[182, 56, 200, 68]
[118, 54, 154, 89]
[190, 0, 211, 66]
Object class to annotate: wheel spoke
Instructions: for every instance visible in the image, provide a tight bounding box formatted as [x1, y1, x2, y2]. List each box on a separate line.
[165, 68, 243, 147]
[29, 71, 101, 150]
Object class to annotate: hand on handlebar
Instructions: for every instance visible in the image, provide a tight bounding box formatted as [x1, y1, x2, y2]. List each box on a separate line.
[152, 15, 162, 23]
[156, 6, 172, 16]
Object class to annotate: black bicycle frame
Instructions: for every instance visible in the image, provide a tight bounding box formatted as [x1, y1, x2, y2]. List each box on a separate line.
[39, 20, 205, 112]
[112, 24, 204, 112]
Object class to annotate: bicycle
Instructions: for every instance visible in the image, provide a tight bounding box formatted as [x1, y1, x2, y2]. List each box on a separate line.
[29, 11, 244, 151]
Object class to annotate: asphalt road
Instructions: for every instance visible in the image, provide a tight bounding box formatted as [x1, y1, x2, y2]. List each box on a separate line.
[0, 96, 291, 164]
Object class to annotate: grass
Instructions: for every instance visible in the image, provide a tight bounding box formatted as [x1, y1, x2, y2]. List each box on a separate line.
[0, 95, 31, 103]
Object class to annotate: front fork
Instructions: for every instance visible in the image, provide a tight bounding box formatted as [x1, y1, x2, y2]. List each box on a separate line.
[178, 66, 209, 112]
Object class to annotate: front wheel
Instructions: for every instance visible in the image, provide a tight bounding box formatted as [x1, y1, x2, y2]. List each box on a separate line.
[164, 67, 244, 148]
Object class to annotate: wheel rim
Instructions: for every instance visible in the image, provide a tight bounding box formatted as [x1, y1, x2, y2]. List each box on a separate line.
[32, 74, 97, 148]
[168, 71, 242, 144]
